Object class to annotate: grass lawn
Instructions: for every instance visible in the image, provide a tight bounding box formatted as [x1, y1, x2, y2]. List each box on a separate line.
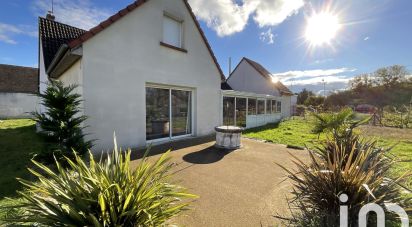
[244, 117, 325, 149]
[0, 119, 46, 218]
[244, 117, 412, 187]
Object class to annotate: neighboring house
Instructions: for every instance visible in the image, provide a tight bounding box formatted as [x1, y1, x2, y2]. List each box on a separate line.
[223, 57, 294, 128]
[38, 0, 224, 150]
[0, 64, 38, 118]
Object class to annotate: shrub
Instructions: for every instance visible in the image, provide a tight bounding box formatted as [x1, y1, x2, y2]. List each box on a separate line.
[312, 108, 369, 137]
[32, 81, 92, 162]
[278, 132, 411, 226]
[3, 138, 196, 226]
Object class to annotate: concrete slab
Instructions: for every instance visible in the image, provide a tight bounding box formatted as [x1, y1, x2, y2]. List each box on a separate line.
[130, 137, 308, 227]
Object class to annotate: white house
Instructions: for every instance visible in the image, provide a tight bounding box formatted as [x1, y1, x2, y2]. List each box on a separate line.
[38, 0, 224, 150]
[223, 57, 294, 128]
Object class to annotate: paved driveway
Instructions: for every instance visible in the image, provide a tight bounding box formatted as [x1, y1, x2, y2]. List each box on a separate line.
[130, 137, 308, 227]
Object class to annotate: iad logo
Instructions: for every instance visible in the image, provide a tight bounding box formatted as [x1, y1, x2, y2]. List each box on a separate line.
[339, 194, 409, 227]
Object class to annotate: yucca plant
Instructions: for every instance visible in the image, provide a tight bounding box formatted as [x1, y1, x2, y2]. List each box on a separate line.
[32, 80, 92, 162]
[278, 134, 411, 226]
[2, 137, 196, 226]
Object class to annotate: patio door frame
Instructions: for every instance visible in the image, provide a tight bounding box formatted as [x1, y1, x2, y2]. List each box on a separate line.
[146, 83, 194, 143]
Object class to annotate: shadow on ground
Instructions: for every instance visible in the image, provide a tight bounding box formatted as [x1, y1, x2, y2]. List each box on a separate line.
[130, 135, 216, 160]
[182, 146, 233, 164]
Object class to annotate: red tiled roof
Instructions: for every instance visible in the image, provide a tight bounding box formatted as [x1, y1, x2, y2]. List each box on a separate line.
[67, 0, 225, 81]
[243, 57, 293, 95]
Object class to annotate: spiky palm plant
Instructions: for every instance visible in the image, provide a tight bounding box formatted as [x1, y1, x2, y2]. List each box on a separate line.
[278, 134, 411, 226]
[2, 137, 196, 226]
[312, 108, 368, 138]
[32, 80, 92, 161]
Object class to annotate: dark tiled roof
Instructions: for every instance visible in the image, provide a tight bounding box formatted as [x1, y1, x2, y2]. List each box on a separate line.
[67, 0, 225, 81]
[243, 57, 292, 95]
[39, 17, 86, 70]
[221, 81, 232, 90]
[0, 64, 39, 93]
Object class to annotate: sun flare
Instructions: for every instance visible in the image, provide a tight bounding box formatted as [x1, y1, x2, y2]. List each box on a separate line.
[305, 12, 341, 46]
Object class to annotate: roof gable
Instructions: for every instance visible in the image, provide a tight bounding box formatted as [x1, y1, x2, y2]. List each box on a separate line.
[65, 0, 225, 81]
[232, 57, 292, 95]
[39, 17, 86, 70]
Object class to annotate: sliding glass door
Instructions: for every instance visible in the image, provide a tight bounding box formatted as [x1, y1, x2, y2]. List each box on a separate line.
[146, 87, 192, 140]
[171, 90, 191, 137]
[146, 87, 170, 140]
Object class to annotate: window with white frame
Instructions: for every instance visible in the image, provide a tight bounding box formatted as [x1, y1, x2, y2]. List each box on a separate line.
[163, 15, 182, 48]
[277, 101, 282, 113]
[271, 100, 277, 114]
[266, 99, 271, 114]
[257, 100, 265, 115]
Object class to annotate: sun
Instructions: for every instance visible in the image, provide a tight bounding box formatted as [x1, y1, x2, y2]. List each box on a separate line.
[305, 12, 341, 46]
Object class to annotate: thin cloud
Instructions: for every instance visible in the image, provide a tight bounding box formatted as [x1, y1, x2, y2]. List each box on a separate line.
[189, 0, 304, 37]
[259, 28, 275, 44]
[284, 75, 351, 85]
[34, 0, 112, 30]
[272, 68, 356, 79]
[0, 23, 36, 44]
[364, 36, 370, 41]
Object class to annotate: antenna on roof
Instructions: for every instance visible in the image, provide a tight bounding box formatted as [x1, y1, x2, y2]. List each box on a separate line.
[46, 0, 55, 21]
[228, 57, 232, 76]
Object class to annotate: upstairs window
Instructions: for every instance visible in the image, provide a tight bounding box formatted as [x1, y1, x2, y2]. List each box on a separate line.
[163, 15, 182, 48]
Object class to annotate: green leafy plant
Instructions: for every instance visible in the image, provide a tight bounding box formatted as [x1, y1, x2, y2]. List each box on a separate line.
[32, 80, 92, 162]
[2, 137, 196, 226]
[312, 108, 369, 138]
[277, 132, 411, 226]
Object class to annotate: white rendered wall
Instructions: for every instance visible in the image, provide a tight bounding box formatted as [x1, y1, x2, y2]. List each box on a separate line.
[281, 96, 292, 118]
[227, 59, 280, 96]
[77, 0, 222, 151]
[0, 93, 38, 118]
[58, 60, 84, 116]
[245, 113, 282, 128]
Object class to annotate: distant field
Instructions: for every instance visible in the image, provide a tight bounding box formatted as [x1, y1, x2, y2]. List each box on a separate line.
[244, 117, 412, 187]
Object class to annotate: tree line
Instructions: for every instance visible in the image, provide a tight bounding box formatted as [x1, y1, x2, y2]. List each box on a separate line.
[297, 65, 412, 111]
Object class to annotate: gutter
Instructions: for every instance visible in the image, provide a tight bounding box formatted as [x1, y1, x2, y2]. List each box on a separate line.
[46, 44, 69, 75]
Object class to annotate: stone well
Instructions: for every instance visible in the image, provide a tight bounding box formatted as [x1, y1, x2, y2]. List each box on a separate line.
[215, 126, 244, 149]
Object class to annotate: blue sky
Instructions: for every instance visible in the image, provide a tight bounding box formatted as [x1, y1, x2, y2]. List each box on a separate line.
[1, 0, 411, 94]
